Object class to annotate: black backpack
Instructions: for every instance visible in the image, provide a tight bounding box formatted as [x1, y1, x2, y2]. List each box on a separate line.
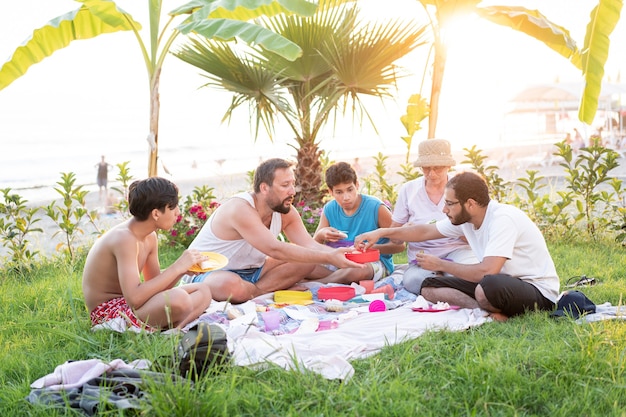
[177, 322, 231, 378]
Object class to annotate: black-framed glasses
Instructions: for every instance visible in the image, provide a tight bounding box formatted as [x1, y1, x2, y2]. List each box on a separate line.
[444, 200, 461, 207]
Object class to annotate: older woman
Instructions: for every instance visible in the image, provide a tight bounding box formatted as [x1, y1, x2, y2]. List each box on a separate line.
[390, 139, 476, 295]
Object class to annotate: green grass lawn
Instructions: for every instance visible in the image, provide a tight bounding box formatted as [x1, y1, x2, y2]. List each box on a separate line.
[1, 239, 626, 416]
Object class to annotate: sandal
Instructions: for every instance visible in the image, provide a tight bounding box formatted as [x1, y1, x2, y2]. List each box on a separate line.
[565, 275, 597, 288]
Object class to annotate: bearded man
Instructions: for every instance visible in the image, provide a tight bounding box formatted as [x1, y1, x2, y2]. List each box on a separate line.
[188, 158, 361, 303]
[355, 171, 559, 322]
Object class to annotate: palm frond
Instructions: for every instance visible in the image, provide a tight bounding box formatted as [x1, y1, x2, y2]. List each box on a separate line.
[174, 37, 294, 139]
[258, 0, 357, 80]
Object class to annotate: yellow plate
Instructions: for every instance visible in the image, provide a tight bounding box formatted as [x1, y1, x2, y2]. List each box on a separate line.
[188, 252, 228, 273]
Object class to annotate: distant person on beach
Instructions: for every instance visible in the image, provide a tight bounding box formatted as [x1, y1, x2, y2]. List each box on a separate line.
[95, 155, 113, 202]
[187, 158, 362, 303]
[355, 171, 559, 322]
[572, 128, 585, 151]
[391, 139, 476, 295]
[307, 161, 404, 284]
[82, 177, 213, 331]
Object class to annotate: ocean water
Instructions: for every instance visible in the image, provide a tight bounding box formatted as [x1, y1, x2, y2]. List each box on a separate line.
[0, 116, 408, 204]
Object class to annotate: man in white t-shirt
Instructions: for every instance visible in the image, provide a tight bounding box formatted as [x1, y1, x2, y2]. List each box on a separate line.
[356, 171, 559, 321]
[391, 139, 476, 295]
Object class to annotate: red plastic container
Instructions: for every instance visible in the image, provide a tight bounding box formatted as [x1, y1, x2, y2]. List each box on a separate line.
[318, 286, 356, 301]
[345, 249, 380, 263]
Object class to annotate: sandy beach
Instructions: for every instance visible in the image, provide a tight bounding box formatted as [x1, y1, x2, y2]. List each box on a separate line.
[3, 143, 626, 261]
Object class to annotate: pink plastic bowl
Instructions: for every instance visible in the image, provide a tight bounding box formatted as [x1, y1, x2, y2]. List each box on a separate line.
[345, 249, 380, 264]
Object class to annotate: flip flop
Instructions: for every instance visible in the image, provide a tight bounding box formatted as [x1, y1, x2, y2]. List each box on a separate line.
[565, 275, 597, 288]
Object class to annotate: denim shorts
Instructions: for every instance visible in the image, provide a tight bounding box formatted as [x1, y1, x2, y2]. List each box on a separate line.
[192, 267, 263, 284]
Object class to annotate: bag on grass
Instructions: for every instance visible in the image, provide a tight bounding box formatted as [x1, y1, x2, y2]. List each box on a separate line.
[178, 322, 230, 378]
[550, 290, 596, 319]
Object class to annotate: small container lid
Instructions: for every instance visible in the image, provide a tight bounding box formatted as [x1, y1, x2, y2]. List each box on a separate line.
[318, 286, 356, 301]
[274, 290, 313, 305]
[326, 240, 354, 248]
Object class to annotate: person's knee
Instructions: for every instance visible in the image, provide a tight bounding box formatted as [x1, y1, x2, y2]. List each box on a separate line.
[403, 274, 424, 295]
[474, 284, 492, 310]
[475, 276, 507, 313]
[299, 263, 318, 277]
[194, 282, 213, 304]
[402, 267, 431, 295]
[420, 286, 436, 301]
[167, 290, 195, 318]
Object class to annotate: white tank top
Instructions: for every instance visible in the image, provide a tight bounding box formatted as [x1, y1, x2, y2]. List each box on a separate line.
[189, 192, 282, 269]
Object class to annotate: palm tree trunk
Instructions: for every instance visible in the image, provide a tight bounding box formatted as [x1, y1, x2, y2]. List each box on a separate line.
[293, 88, 324, 205]
[295, 140, 323, 204]
[148, 68, 161, 177]
[428, 32, 447, 139]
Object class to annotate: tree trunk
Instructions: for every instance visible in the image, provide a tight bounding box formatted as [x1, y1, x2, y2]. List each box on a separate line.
[294, 140, 323, 205]
[148, 68, 161, 177]
[428, 31, 447, 139]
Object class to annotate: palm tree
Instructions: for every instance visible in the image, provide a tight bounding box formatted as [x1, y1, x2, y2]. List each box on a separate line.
[416, 0, 622, 138]
[174, 0, 427, 204]
[0, 0, 318, 177]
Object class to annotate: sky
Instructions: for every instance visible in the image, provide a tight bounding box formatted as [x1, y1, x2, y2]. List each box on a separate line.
[0, 0, 625, 176]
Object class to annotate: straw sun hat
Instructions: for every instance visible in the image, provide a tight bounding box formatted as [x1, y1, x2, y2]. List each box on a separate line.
[413, 139, 456, 167]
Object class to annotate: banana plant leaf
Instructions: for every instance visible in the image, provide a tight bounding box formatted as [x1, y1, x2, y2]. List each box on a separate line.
[0, 1, 140, 91]
[177, 19, 303, 60]
[172, 0, 319, 61]
[170, 0, 318, 20]
[578, 0, 623, 124]
[475, 6, 581, 68]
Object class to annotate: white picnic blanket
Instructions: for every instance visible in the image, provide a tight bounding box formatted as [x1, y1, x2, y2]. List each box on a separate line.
[94, 265, 492, 380]
[578, 302, 626, 323]
[221, 303, 489, 380]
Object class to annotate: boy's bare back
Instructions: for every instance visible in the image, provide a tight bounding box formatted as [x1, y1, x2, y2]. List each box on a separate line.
[82, 219, 156, 313]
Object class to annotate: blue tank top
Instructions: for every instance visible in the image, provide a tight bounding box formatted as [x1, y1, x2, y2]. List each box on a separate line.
[323, 194, 394, 273]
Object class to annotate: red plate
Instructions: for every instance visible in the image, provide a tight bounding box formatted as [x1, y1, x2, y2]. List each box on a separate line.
[411, 305, 460, 312]
[345, 249, 380, 263]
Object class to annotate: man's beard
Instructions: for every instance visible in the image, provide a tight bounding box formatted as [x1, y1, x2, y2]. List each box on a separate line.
[271, 197, 292, 214]
[450, 206, 471, 225]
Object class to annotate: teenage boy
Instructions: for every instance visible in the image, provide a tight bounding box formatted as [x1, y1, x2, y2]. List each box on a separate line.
[82, 177, 213, 331]
[310, 162, 405, 283]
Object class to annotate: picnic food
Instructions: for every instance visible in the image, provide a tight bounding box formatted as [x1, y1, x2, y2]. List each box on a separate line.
[200, 259, 219, 270]
[432, 301, 450, 310]
[226, 307, 244, 320]
[411, 295, 430, 310]
[188, 252, 228, 273]
[324, 299, 345, 312]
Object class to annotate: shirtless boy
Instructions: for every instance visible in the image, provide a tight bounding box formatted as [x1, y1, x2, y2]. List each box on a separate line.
[83, 177, 213, 331]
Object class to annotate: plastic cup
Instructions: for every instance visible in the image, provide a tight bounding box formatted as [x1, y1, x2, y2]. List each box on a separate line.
[359, 280, 375, 294]
[371, 284, 395, 300]
[262, 310, 281, 331]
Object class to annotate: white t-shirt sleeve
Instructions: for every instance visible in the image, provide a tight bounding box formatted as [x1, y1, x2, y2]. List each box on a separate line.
[391, 183, 410, 224]
[435, 218, 464, 239]
[482, 214, 516, 260]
